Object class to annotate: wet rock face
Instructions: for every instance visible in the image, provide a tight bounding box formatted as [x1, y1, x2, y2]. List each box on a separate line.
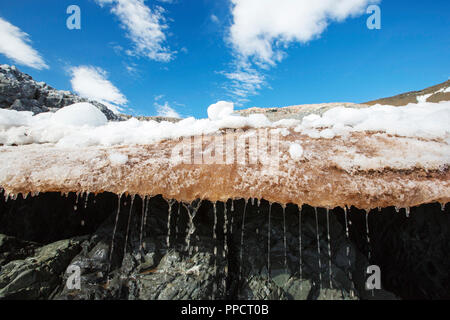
[0, 65, 119, 120]
[0, 191, 448, 300]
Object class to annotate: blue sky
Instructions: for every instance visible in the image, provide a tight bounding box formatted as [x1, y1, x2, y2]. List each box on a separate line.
[0, 0, 449, 118]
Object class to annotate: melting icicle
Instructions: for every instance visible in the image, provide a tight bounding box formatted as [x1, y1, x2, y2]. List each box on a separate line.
[123, 196, 135, 259]
[239, 200, 248, 285]
[365, 209, 374, 297]
[267, 202, 272, 279]
[344, 206, 355, 297]
[107, 194, 122, 283]
[298, 205, 303, 290]
[282, 204, 288, 275]
[139, 196, 148, 251]
[314, 207, 323, 289]
[212, 202, 218, 300]
[84, 192, 89, 209]
[223, 202, 229, 293]
[176, 203, 180, 241]
[185, 201, 202, 254]
[326, 208, 333, 289]
[365, 210, 371, 261]
[166, 200, 174, 248]
[120, 195, 135, 295]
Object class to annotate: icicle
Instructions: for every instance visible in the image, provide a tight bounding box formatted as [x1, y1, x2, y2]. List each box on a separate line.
[282, 204, 288, 275]
[405, 207, 410, 218]
[365, 209, 371, 261]
[343, 206, 355, 297]
[298, 205, 303, 290]
[267, 202, 272, 279]
[166, 200, 174, 248]
[440, 203, 445, 212]
[107, 193, 123, 283]
[223, 201, 229, 293]
[314, 207, 323, 289]
[239, 199, 248, 285]
[84, 192, 89, 209]
[122, 195, 135, 259]
[119, 195, 135, 295]
[326, 208, 333, 289]
[139, 196, 148, 251]
[212, 201, 218, 300]
[176, 202, 180, 239]
[185, 200, 202, 254]
[395, 206, 400, 213]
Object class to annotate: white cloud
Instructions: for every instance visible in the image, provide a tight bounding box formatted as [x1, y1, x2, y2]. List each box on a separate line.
[96, 0, 174, 62]
[155, 101, 180, 118]
[0, 17, 48, 70]
[70, 66, 127, 114]
[221, 63, 265, 100]
[222, 0, 379, 100]
[210, 14, 219, 24]
[228, 0, 379, 65]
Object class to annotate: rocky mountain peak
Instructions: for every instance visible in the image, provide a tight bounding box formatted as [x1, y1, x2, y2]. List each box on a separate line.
[0, 64, 119, 121]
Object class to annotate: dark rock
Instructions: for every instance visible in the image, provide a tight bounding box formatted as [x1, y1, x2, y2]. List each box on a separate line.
[0, 191, 448, 300]
[0, 237, 84, 299]
[0, 64, 120, 121]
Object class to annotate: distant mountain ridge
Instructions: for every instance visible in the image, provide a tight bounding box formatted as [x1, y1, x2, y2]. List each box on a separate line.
[235, 79, 450, 121]
[365, 80, 450, 106]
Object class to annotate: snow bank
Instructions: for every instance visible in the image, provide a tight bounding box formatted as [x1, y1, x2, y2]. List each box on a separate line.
[207, 101, 234, 120]
[52, 103, 108, 127]
[0, 101, 449, 147]
[294, 101, 450, 140]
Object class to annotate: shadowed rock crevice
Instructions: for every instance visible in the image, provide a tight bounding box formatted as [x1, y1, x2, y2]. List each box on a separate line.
[0, 191, 448, 300]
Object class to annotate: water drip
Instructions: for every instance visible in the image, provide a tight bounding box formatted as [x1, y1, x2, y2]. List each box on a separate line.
[239, 199, 248, 287]
[343, 206, 355, 297]
[107, 193, 123, 283]
[298, 205, 303, 291]
[314, 207, 323, 289]
[282, 204, 288, 275]
[139, 196, 148, 251]
[326, 208, 333, 289]
[223, 202, 229, 294]
[166, 200, 175, 248]
[267, 202, 272, 279]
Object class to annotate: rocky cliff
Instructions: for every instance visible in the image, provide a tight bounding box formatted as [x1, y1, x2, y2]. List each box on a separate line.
[0, 65, 119, 121]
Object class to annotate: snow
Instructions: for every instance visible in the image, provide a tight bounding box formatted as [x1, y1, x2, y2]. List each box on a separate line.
[294, 101, 450, 140]
[108, 152, 128, 166]
[416, 93, 432, 103]
[0, 109, 32, 130]
[207, 101, 234, 120]
[288, 143, 304, 160]
[0, 101, 449, 150]
[52, 103, 108, 127]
